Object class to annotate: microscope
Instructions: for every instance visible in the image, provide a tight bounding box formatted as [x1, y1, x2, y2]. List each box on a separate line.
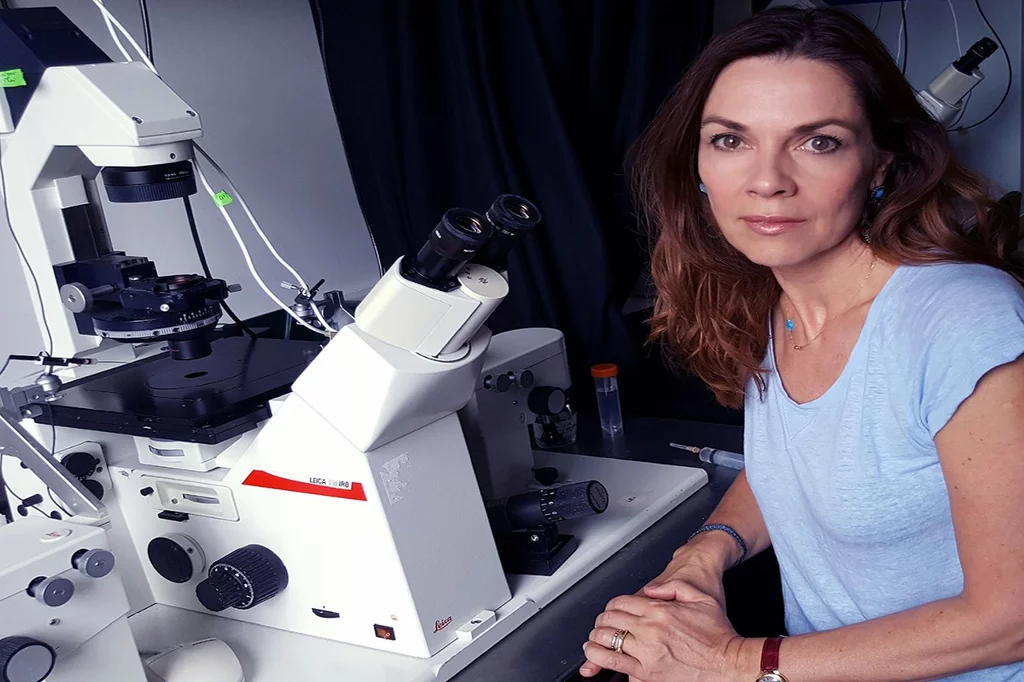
[1, 7, 709, 682]
[915, 37, 1000, 126]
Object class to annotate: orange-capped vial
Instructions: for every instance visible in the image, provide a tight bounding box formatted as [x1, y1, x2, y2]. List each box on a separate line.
[591, 364, 623, 436]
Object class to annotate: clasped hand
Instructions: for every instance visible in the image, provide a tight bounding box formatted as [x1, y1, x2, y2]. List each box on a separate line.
[580, 546, 745, 682]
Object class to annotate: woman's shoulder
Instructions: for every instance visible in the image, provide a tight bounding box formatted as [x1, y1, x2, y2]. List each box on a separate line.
[879, 261, 1024, 348]
[886, 261, 1024, 313]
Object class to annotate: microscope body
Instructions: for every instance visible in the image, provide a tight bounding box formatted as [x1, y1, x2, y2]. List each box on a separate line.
[107, 258, 517, 659]
[458, 328, 573, 501]
[0, 7, 229, 363]
[0, 516, 146, 682]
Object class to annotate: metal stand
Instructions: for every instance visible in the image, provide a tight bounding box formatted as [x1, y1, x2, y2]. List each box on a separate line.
[0, 406, 105, 521]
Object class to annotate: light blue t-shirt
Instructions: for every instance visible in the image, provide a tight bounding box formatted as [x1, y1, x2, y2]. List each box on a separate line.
[745, 262, 1024, 681]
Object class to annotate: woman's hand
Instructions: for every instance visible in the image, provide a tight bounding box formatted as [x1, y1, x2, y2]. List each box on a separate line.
[580, 584, 749, 682]
[644, 539, 730, 609]
[579, 536, 734, 678]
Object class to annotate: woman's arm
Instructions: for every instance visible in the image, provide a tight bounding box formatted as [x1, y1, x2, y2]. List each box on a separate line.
[696, 469, 771, 567]
[585, 358, 1024, 682]
[579, 467, 771, 677]
[732, 358, 1024, 681]
[656, 469, 771, 578]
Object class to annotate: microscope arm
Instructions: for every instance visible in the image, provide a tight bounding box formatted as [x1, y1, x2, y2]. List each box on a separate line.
[0, 405, 106, 521]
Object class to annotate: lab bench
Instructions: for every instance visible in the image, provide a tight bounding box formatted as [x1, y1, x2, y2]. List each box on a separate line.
[452, 416, 784, 682]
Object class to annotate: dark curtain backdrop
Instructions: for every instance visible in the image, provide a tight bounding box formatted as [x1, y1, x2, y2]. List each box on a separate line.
[310, 0, 738, 423]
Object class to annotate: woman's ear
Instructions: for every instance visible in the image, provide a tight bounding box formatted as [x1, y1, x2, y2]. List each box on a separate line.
[871, 152, 894, 188]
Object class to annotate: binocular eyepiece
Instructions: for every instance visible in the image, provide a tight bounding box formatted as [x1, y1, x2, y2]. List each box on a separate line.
[407, 194, 541, 289]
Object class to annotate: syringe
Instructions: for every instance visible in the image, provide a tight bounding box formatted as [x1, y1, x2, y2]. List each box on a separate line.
[669, 443, 745, 470]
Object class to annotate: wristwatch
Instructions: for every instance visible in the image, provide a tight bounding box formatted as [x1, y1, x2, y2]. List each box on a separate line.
[755, 637, 789, 682]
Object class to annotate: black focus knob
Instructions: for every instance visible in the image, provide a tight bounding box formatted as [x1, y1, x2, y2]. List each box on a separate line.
[0, 636, 56, 682]
[528, 386, 567, 416]
[60, 452, 98, 480]
[196, 545, 288, 613]
[149, 534, 204, 584]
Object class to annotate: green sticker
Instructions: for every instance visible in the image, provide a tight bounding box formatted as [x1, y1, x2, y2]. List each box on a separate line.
[213, 191, 233, 207]
[0, 69, 27, 87]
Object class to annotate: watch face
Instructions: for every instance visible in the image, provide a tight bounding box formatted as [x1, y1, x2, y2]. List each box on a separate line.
[757, 674, 786, 682]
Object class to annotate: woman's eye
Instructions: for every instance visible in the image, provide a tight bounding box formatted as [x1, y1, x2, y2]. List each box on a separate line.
[802, 135, 842, 154]
[711, 134, 744, 150]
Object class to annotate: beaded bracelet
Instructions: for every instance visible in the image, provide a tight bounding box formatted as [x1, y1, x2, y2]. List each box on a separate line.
[687, 523, 748, 566]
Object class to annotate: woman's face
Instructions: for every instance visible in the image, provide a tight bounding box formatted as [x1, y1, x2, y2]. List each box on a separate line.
[697, 56, 889, 269]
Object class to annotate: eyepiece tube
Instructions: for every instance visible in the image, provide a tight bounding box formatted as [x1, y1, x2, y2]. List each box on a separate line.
[410, 207, 493, 284]
[474, 195, 542, 272]
[953, 37, 998, 74]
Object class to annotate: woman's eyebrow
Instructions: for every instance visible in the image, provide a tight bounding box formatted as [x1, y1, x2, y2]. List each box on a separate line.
[699, 116, 860, 134]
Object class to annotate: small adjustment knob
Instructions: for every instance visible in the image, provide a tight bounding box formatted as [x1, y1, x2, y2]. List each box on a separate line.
[71, 548, 116, 579]
[518, 370, 535, 388]
[528, 386, 567, 416]
[0, 636, 56, 682]
[195, 545, 288, 613]
[482, 374, 514, 392]
[26, 576, 74, 608]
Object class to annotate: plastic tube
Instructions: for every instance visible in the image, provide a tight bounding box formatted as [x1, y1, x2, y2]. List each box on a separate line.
[591, 364, 623, 436]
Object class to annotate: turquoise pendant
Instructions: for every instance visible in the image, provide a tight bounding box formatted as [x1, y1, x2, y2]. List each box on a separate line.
[785, 319, 795, 332]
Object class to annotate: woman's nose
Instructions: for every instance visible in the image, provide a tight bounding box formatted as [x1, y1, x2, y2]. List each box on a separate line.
[746, 150, 796, 198]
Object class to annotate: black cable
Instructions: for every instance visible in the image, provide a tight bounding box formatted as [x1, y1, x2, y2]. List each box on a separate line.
[138, 0, 154, 63]
[137, 0, 256, 342]
[183, 196, 257, 338]
[2, 457, 48, 519]
[48, 488, 71, 517]
[1, 140, 54, 358]
[955, 0, 1012, 131]
[900, 1, 908, 75]
[870, 2, 884, 32]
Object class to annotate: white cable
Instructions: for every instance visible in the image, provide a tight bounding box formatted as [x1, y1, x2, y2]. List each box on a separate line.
[946, 0, 963, 57]
[90, 0, 157, 74]
[100, 10, 133, 64]
[194, 145, 339, 333]
[92, 0, 337, 335]
[895, 10, 905, 65]
[193, 162, 331, 337]
[193, 146, 310, 292]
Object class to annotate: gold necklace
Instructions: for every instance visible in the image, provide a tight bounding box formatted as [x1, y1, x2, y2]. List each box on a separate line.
[784, 256, 876, 351]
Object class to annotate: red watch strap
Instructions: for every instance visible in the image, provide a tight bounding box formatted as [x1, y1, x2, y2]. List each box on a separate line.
[760, 637, 783, 672]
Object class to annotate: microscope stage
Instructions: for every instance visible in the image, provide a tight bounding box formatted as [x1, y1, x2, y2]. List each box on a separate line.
[126, 452, 708, 682]
[31, 337, 322, 444]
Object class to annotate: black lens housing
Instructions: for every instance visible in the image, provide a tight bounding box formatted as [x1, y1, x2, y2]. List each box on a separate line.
[102, 161, 197, 203]
[953, 37, 998, 74]
[90, 274, 229, 360]
[473, 195, 541, 271]
[406, 207, 493, 289]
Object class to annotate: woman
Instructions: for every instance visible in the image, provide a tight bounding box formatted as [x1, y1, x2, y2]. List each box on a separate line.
[580, 7, 1024, 682]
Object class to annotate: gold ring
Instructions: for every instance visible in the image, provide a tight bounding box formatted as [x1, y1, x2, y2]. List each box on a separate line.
[610, 629, 629, 654]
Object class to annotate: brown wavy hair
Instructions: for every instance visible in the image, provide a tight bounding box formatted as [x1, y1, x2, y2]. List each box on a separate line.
[631, 7, 1019, 409]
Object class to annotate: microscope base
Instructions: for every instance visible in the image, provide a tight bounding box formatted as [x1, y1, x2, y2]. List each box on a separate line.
[127, 452, 708, 682]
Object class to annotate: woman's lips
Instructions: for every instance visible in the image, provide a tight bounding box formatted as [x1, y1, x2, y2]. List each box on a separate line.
[741, 216, 805, 235]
